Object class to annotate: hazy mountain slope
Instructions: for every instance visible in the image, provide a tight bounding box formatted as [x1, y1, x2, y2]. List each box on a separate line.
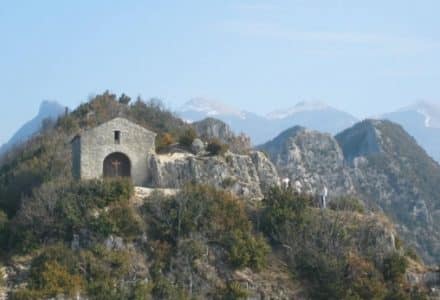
[382, 101, 440, 162]
[0, 100, 65, 156]
[267, 101, 358, 138]
[336, 119, 440, 264]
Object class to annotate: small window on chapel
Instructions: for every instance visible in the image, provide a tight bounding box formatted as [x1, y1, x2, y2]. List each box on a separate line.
[114, 131, 121, 144]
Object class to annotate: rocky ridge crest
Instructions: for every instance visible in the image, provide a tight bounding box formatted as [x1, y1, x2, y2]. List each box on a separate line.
[260, 119, 440, 265]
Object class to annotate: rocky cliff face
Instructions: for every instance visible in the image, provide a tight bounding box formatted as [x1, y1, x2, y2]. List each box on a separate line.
[258, 126, 355, 197]
[259, 120, 440, 265]
[193, 118, 235, 142]
[147, 151, 280, 199]
[336, 120, 382, 163]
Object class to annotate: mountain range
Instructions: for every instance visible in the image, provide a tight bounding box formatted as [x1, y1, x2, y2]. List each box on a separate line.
[178, 98, 358, 145]
[178, 98, 440, 163]
[2, 98, 440, 165]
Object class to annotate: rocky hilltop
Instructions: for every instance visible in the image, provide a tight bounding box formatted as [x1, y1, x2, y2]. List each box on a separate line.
[261, 119, 440, 265]
[258, 126, 355, 197]
[192, 117, 252, 154]
[147, 150, 279, 199]
[337, 120, 440, 265]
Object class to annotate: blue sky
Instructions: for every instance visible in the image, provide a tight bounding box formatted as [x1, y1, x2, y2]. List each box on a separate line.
[1, 1, 439, 144]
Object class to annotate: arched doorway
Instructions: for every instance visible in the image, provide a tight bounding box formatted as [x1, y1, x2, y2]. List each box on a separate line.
[103, 152, 131, 178]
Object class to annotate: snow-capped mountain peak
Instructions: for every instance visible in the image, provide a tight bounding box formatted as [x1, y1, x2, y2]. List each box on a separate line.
[179, 98, 246, 119]
[397, 100, 440, 128]
[266, 101, 330, 119]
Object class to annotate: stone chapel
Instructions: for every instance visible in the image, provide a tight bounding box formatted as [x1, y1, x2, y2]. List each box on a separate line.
[71, 117, 156, 186]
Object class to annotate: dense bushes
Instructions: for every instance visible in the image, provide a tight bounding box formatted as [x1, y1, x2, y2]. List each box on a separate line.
[383, 253, 408, 282]
[0, 136, 66, 217]
[143, 185, 269, 271]
[329, 196, 365, 213]
[178, 128, 197, 148]
[227, 229, 269, 271]
[9, 178, 135, 252]
[215, 282, 249, 300]
[12, 244, 147, 300]
[261, 186, 312, 243]
[206, 138, 229, 156]
[260, 186, 420, 300]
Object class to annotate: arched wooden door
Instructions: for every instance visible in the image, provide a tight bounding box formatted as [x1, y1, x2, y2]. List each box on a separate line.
[103, 152, 131, 178]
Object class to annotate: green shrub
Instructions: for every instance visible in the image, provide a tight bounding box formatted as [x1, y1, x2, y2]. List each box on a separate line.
[384, 287, 411, 300]
[295, 251, 346, 300]
[133, 281, 154, 300]
[57, 114, 79, 134]
[383, 253, 408, 282]
[0, 210, 9, 249]
[216, 282, 249, 300]
[152, 276, 189, 300]
[221, 177, 236, 188]
[13, 244, 84, 299]
[261, 186, 312, 243]
[0, 141, 55, 217]
[227, 230, 269, 271]
[328, 196, 365, 213]
[178, 128, 197, 147]
[143, 185, 251, 244]
[143, 185, 268, 272]
[345, 254, 387, 299]
[207, 139, 229, 156]
[9, 178, 135, 252]
[409, 288, 429, 300]
[11, 289, 45, 300]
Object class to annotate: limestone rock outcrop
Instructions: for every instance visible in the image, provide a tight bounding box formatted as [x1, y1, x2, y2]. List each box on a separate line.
[193, 118, 235, 143]
[193, 118, 251, 154]
[259, 120, 440, 265]
[147, 151, 280, 199]
[258, 126, 355, 197]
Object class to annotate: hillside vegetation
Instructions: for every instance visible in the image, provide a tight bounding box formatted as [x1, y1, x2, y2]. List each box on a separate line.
[0, 94, 435, 299]
[0, 92, 190, 218]
[5, 181, 430, 299]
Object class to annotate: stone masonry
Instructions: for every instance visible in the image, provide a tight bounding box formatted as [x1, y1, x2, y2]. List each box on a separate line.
[71, 117, 156, 186]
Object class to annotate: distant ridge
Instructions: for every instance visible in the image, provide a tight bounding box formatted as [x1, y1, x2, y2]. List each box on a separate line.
[382, 101, 440, 162]
[0, 100, 65, 156]
[178, 98, 358, 145]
